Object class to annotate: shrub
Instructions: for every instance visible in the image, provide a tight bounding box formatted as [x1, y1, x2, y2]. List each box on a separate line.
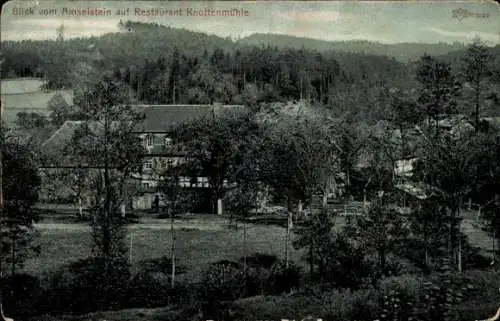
[229, 288, 379, 321]
[242, 252, 278, 269]
[378, 274, 428, 299]
[128, 270, 172, 307]
[128, 256, 187, 308]
[39, 257, 131, 314]
[1, 273, 44, 317]
[198, 261, 246, 319]
[320, 288, 379, 321]
[266, 260, 302, 294]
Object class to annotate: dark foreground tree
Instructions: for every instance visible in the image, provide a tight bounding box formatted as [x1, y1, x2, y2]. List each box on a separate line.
[348, 200, 409, 274]
[158, 165, 190, 288]
[71, 73, 145, 307]
[0, 124, 41, 310]
[292, 209, 335, 282]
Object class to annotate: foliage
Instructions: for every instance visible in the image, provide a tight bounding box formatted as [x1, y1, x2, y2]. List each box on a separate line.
[259, 105, 339, 209]
[173, 109, 259, 213]
[15, 112, 48, 129]
[47, 93, 81, 127]
[408, 198, 449, 271]
[66, 74, 146, 308]
[128, 257, 187, 308]
[292, 209, 335, 280]
[0, 127, 42, 277]
[347, 200, 409, 274]
[266, 260, 302, 294]
[0, 273, 44, 318]
[413, 132, 486, 270]
[459, 37, 494, 129]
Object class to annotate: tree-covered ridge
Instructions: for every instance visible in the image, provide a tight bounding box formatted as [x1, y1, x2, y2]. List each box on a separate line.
[238, 33, 468, 63]
[0, 21, 479, 83]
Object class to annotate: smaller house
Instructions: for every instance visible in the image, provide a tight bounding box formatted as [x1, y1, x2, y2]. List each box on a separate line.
[394, 157, 418, 178]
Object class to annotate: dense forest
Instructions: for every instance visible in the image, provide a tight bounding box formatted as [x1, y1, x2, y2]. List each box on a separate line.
[3, 21, 499, 124]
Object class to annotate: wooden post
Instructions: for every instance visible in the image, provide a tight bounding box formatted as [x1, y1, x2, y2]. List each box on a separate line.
[129, 232, 133, 263]
[217, 198, 223, 215]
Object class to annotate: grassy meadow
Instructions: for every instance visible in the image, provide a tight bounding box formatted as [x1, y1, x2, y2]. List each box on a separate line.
[25, 217, 303, 281]
[23, 214, 494, 282]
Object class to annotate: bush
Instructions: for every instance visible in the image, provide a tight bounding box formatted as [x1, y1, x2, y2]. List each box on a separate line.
[127, 256, 187, 308]
[229, 288, 379, 321]
[378, 274, 427, 299]
[200, 261, 245, 301]
[40, 257, 131, 314]
[1, 273, 44, 317]
[266, 260, 302, 294]
[198, 261, 246, 319]
[320, 288, 379, 321]
[128, 270, 172, 307]
[228, 295, 321, 321]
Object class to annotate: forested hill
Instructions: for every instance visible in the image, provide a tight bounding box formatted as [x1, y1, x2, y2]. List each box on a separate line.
[3, 21, 499, 124]
[237, 33, 467, 63]
[2, 20, 471, 80]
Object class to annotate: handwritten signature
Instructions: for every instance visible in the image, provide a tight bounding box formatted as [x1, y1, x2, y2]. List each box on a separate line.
[452, 8, 490, 21]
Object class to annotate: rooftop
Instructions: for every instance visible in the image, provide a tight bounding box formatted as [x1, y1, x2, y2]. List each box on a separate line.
[132, 104, 245, 133]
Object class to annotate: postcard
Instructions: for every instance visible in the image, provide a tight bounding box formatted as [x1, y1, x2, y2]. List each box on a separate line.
[1, 1, 499, 321]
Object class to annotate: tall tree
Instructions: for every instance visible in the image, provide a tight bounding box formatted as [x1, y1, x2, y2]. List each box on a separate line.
[260, 104, 340, 267]
[227, 114, 263, 272]
[71, 73, 145, 306]
[48, 93, 81, 127]
[168, 47, 181, 104]
[460, 38, 493, 131]
[416, 55, 460, 137]
[0, 125, 41, 308]
[409, 197, 449, 270]
[348, 199, 409, 273]
[173, 109, 249, 215]
[158, 165, 189, 288]
[292, 209, 335, 282]
[413, 132, 479, 271]
[390, 90, 422, 158]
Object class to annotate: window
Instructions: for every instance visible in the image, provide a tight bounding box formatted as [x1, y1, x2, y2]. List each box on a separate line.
[142, 182, 150, 189]
[166, 158, 174, 168]
[180, 177, 190, 187]
[164, 137, 172, 146]
[154, 135, 163, 145]
[144, 159, 153, 169]
[145, 135, 154, 147]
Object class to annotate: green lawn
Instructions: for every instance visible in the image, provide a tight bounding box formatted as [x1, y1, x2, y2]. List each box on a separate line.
[22, 215, 494, 282]
[23, 221, 303, 281]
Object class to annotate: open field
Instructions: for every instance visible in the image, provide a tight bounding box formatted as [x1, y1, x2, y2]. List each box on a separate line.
[25, 216, 303, 281]
[23, 213, 495, 281]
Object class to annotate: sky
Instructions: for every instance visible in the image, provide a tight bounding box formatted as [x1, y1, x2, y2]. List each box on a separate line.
[1, 0, 499, 45]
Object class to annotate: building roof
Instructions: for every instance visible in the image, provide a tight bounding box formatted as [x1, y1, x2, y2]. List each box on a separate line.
[132, 104, 245, 133]
[40, 104, 245, 166]
[40, 120, 128, 167]
[395, 182, 442, 200]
